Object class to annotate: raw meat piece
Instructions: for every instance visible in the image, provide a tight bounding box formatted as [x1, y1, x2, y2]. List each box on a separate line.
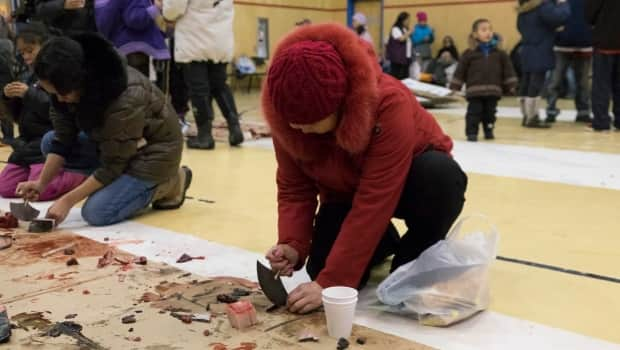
[226, 301, 258, 330]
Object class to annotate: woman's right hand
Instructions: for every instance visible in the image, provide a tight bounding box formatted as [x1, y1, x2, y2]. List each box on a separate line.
[15, 181, 43, 202]
[266, 244, 299, 277]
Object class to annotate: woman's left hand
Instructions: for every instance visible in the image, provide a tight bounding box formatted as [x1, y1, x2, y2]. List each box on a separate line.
[4, 82, 28, 98]
[46, 197, 74, 226]
[287, 281, 323, 314]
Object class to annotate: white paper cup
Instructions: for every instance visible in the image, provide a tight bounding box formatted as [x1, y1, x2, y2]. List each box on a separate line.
[322, 296, 358, 339]
[322, 286, 358, 304]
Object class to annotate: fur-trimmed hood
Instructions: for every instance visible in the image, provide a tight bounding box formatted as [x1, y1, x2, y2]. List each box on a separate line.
[53, 32, 127, 131]
[262, 23, 382, 160]
[518, 0, 544, 13]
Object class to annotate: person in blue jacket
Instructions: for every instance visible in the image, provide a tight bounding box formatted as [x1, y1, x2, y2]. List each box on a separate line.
[411, 11, 434, 72]
[517, 0, 570, 128]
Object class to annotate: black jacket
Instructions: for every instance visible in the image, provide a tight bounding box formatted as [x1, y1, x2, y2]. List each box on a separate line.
[35, 0, 96, 34]
[585, 0, 620, 50]
[4, 72, 52, 166]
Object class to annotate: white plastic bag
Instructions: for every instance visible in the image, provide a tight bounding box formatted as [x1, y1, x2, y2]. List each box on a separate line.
[376, 215, 498, 326]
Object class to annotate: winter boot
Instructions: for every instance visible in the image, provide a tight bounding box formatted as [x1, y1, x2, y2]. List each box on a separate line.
[152, 166, 193, 210]
[187, 96, 215, 149]
[524, 97, 551, 129]
[483, 123, 495, 140]
[214, 87, 244, 146]
[545, 108, 560, 123]
[519, 97, 527, 126]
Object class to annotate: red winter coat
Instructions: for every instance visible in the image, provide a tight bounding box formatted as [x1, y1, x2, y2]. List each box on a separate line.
[262, 24, 453, 289]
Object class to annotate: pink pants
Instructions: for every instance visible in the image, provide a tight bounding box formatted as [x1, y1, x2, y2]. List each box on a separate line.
[0, 163, 87, 201]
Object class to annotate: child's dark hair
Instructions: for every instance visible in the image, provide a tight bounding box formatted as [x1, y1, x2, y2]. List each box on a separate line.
[472, 18, 490, 32]
[34, 37, 85, 95]
[16, 22, 49, 45]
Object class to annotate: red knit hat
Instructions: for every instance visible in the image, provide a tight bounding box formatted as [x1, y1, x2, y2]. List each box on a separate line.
[267, 40, 348, 125]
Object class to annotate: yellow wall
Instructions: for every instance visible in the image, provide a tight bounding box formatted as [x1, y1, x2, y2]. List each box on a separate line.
[382, 0, 519, 56]
[233, 0, 347, 61]
[354, 0, 384, 54]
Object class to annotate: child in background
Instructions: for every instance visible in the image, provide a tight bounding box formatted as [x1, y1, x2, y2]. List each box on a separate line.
[0, 23, 87, 200]
[450, 19, 517, 142]
[411, 11, 434, 72]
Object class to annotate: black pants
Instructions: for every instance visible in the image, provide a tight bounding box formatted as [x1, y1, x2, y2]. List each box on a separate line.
[155, 37, 190, 118]
[126, 52, 150, 77]
[306, 150, 468, 288]
[182, 60, 239, 127]
[466, 96, 499, 137]
[390, 63, 409, 80]
[519, 72, 546, 97]
[592, 52, 620, 130]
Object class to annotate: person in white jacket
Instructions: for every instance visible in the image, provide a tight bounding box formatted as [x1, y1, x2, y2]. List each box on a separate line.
[162, 0, 243, 149]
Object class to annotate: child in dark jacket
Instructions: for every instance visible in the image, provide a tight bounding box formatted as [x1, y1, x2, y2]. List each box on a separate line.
[0, 23, 87, 200]
[450, 19, 517, 141]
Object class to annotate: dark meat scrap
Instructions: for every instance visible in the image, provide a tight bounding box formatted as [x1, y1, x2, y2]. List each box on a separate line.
[63, 248, 75, 255]
[216, 294, 238, 304]
[134, 256, 147, 265]
[0, 213, 18, 229]
[176, 253, 205, 263]
[356, 337, 367, 345]
[64, 314, 78, 319]
[231, 288, 250, 297]
[337, 337, 350, 350]
[66, 258, 79, 266]
[121, 315, 136, 324]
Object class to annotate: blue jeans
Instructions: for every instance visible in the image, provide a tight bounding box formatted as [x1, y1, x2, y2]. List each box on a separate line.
[41, 131, 100, 174]
[82, 175, 156, 226]
[592, 53, 620, 130]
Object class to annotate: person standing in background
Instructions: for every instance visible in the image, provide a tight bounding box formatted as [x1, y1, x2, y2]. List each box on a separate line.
[162, 0, 244, 150]
[517, 0, 570, 128]
[95, 0, 170, 77]
[411, 11, 434, 72]
[586, 0, 620, 131]
[352, 12, 373, 45]
[35, 0, 97, 34]
[386, 12, 411, 80]
[546, 0, 592, 123]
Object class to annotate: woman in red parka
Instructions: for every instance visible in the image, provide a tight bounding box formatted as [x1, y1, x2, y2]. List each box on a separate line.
[263, 24, 468, 314]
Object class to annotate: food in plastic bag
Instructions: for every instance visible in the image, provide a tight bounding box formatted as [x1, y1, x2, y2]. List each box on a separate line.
[376, 215, 498, 326]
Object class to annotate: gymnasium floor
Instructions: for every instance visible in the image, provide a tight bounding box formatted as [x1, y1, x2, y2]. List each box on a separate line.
[1, 93, 619, 349]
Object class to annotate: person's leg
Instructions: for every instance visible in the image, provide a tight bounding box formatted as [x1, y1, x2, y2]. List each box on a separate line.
[28, 164, 87, 201]
[591, 52, 612, 130]
[40, 131, 99, 174]
[573, 55, 592, 122]
[465, 98, 483, 141]
[126, 52, 150, 77]
[524, 72, 551, 128]
[518, 73, 531, 126]
[207, 61, 244, 146]
[0, 119, 13, 142]
[611, 55, 620, 129]
[391, 63, 407, 80]
[482, 97, 499, 139]
[0, 164, 29, 198]
[183, 61, 215, 149]
[306, 202, 401, 289]
[546, 52, 569, 122]
[81, 175, 156, 226]
[391, 150, 468, 271]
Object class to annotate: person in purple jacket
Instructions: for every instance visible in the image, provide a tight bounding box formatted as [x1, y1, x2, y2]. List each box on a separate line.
[94, 0, 169, 77]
